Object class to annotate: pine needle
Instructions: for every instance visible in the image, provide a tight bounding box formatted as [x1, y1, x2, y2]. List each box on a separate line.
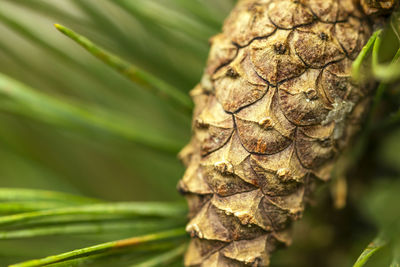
[0, 202, 68, 214]
[353, 23, 400, 83]
[43, 242, 180, 267]
[0, 73, 183, 153]
[131, 243, 187, 267]
[349, 31, 400, 160]
[0, 10, 95, 80]
[353, 236, 387, 267]
[10, 228, 186, 267]
[5, 0, 91, 27]
[369, 48, 400, 128]
[352, 30, 382, 81]
[0, 202, 186, 227]
[72, 0, 135, 52]
[0, 220, 177, 239]
[54, 24, 193, 114]
[113, 0, 215, 42]
[390, 243, 400, 267]
[0, 188, 98, 204]
[172, 0, 223, 30]
[372, 34, 400, 82]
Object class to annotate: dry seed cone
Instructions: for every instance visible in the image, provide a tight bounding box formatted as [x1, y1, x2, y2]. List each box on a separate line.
[178, 0, 393, 266]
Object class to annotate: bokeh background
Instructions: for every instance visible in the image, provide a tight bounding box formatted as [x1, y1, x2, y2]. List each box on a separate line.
[0, 0, 235, 201]
[0, 0, 399, 266]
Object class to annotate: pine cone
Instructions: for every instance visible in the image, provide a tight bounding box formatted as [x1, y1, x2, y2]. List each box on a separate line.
[361, 0, 397, 15]
[178, 0, 380, 266]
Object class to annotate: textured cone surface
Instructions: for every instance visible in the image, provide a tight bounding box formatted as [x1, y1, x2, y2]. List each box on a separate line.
[179, 0, 375, 266]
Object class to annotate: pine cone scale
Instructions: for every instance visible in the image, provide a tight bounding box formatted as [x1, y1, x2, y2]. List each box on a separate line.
[179, 0, 379, 265]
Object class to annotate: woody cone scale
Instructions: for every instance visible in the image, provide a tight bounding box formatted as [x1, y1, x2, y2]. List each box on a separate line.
[178, 0, 396, 266]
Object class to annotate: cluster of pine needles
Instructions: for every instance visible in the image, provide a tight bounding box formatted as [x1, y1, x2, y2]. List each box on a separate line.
[0, 0, 399, 266]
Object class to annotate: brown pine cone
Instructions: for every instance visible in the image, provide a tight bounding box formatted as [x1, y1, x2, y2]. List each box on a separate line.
[361, 0, 397, 15]
[178, 0, 384, 266]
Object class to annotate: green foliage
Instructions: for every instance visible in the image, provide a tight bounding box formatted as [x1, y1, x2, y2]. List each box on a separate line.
[54, 24, 193, 113]
[352, 30, 382, 81]
[0, 188, 187, 266]
[0, 73, 183, 153]
[349, 19, 400, 267]
[0, 0, 230, 202]
[353, 236, 387, 267]
[10, 229, 186, 267]
[0, 0, 233, 264]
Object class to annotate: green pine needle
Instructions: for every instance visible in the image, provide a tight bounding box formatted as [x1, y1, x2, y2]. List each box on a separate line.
[372, 37, 400, 83]
[172, 0, 223, 30]
[5, 0, 91, 27]
[390, 244, 400, 267]
[391, 251, 400, 267]
[370, 27, 400, 82]
[72, 0, 139, 55]
[0, 202, 186, 227]
[0, 10, 97, 81]
[45, 242, 180, 267]
[0, 73, 183, 153]
[54, 24, 193, 114]
[0, 188, 187, 265]
[348, 28, 400, 164]
[131, 243, 187, 267]
[9, 228, 186, 267]
[352, 30, 381, 82]
[0, 188, 98, 204]
[353, 236, 387, 267]
[370, 48, 400, 129]
[352, 26, 400, 83]
[113, 0, 215, 42]
[0, 202, 69, 214]
[0, 220, 178, 240]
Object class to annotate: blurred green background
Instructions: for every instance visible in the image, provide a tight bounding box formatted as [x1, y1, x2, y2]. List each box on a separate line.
[0, 0, 234, 202]
[0, 0, 399, 266]
[0, 1, 234, 265]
